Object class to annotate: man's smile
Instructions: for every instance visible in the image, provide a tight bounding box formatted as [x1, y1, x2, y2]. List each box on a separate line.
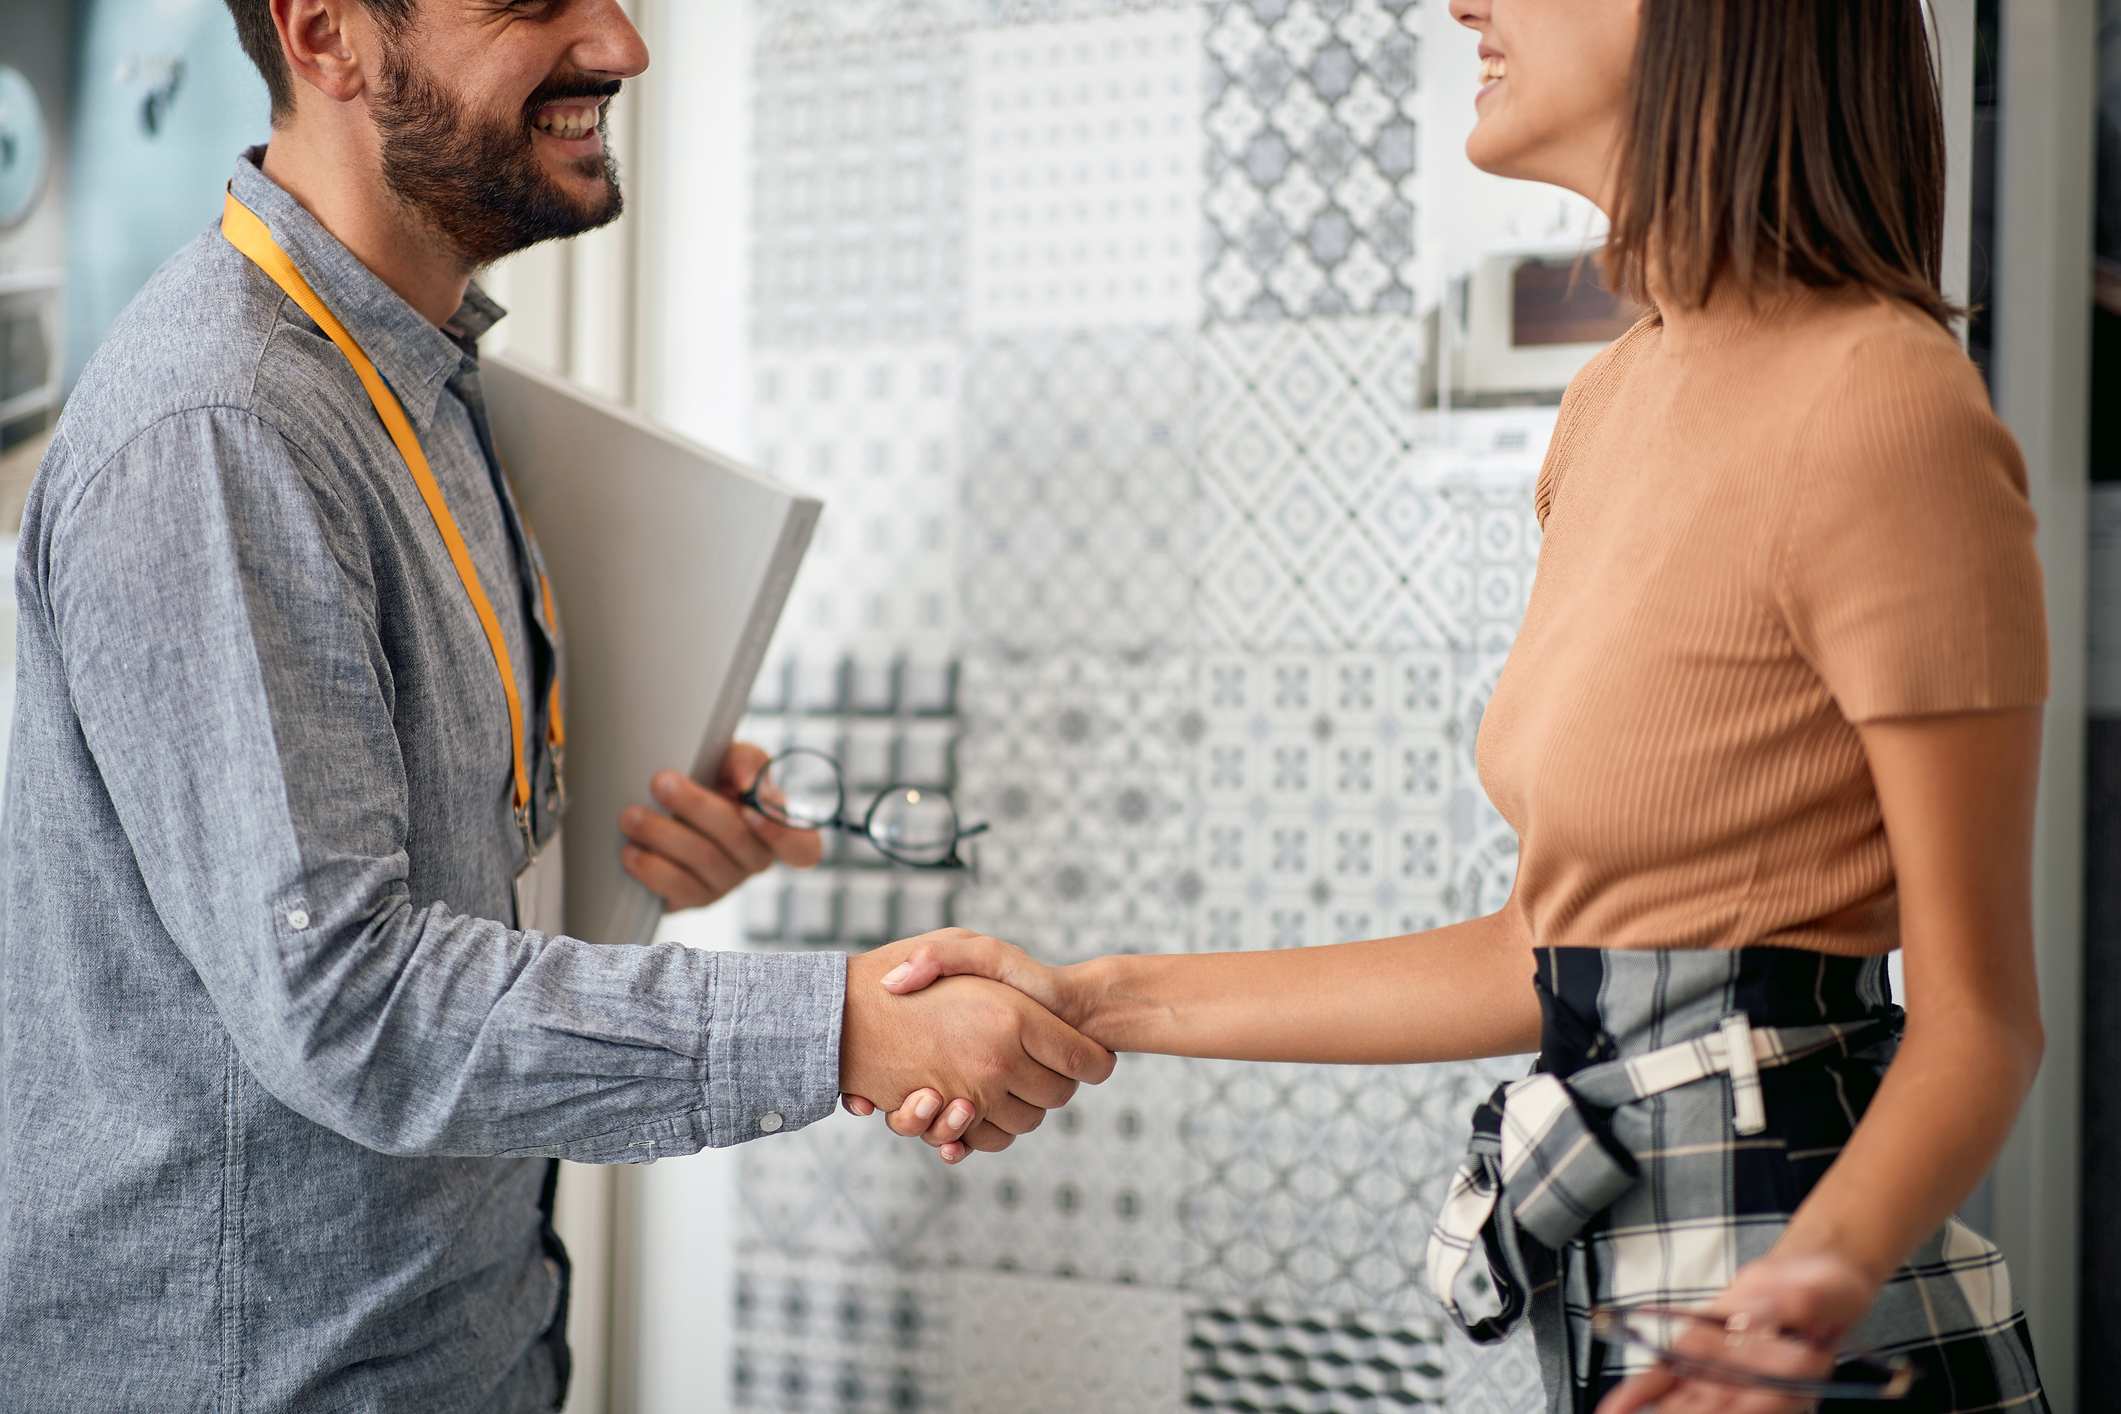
[531, 97, 607, 145]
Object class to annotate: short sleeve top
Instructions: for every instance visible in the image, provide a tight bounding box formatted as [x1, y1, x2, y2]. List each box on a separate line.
[1475, 284, 2047, 956]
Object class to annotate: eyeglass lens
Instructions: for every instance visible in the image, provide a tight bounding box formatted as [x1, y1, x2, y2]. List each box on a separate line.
[867, 787, 959, 866]
[752, 749, 844, 829]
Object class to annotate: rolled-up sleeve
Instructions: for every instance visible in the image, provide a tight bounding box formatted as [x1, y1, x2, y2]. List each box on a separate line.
[45, 406, 841, 1159]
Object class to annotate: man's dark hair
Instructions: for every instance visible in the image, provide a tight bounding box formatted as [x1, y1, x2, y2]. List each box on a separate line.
[224, 0, 417, 120]
[1606, 0, 1955, 327]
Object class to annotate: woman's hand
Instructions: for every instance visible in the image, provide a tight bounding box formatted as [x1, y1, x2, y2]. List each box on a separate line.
[1596, 1252, 1879, 1414]
[880, 930, 1086, 1023]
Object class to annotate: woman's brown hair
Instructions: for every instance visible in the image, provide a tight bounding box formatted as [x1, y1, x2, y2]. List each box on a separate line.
[1605, 0, 1955, 327]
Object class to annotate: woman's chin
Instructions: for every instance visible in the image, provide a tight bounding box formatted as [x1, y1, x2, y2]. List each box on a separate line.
[1464, 126, 1531, 181]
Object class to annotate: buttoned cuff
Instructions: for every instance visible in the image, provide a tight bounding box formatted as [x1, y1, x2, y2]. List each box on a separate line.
[703, 948, 845, 1147]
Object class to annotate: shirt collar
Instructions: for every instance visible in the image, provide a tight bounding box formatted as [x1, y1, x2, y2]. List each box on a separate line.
[229, 148, 510, 437]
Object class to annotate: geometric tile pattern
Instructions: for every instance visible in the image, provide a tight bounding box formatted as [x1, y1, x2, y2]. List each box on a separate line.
[752, 346, 964, 661]
[952, 652, 1197, 965]
[959, 327, 1200, 655]
[951, 1263, 1189, 1414]
[1188, 1301, 1447, 1410]
[1203, 0, 1421, 320]
[738, 1107, 962, 1271]
[927, 1052, 1193, 1287]
[732, 1253, 946, 1412]
[752, 0, 970, 348]
[1180, 1054, 1524, 1317]
[1440, 1325, 1545, 1414]
[1198, 317, 1549, 651]
[968, 9, 1204, 332]
[1191, 650, 1460, 954]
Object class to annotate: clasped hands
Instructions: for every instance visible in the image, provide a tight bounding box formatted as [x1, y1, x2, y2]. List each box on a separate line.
[840, 929, 1093, 1162]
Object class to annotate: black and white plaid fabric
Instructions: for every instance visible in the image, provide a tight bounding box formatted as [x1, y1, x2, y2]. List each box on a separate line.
[1428, 947, 2046, 1413]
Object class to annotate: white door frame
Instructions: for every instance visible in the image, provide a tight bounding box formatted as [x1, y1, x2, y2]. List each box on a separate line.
[1987, 1, 2098, 1408]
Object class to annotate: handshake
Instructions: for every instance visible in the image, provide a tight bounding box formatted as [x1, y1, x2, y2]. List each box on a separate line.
[836, 928, 1106, 1164]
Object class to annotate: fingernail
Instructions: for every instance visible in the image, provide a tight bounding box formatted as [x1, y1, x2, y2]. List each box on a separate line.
[913, 1093, 940, 1121]
[946, 1101, 974, 1129]
[651, 772, 677, 801]
[881, 963, 912, 987]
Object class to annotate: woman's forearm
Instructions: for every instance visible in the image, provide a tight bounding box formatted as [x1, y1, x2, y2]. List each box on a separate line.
[1774, 1004, 2042, 1287]
[1061, 909, 1542, 1063]
[1777, 709, 2050, 1289]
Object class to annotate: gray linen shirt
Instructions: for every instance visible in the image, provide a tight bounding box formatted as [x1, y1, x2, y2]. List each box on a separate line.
[0, 152, 843, 1412]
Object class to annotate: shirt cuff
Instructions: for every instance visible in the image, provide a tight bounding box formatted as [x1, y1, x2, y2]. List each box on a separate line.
[703, 948, 845, 1147]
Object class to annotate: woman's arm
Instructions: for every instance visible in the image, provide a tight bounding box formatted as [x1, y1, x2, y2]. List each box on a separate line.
[880, 908, 1541, 1065]
[1068, 909, 1542, 1062]
[1602, 704, 2046, 1414]
[850, 904, 1543, 1155]
[1778, 706, 2046, 1275]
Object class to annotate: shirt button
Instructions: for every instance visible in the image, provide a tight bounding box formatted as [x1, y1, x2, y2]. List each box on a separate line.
[757, 1112, 784, 1134]
[286, 909, 310, 931]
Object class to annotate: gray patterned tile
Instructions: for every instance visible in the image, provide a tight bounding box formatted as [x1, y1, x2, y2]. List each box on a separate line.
[959, 328, 1203, 655]
[1203, 0, 1421, 320]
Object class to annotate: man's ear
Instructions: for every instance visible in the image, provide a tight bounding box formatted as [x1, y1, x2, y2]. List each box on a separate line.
[271, 0, 375, 107]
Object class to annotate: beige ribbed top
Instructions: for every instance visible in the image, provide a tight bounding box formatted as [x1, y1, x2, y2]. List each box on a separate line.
[1477, 283, 2048, 956]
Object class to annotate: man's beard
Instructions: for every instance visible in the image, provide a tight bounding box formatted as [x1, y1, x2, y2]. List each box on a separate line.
[371, 46, 624, 270]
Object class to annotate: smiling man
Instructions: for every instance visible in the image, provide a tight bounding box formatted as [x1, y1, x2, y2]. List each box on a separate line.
[0, 2, 1108, 1410]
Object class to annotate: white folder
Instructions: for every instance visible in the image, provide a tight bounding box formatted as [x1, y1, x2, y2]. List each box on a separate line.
[481, 354, 820, 947]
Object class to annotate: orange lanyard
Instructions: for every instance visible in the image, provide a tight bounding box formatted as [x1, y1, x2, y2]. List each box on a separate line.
[221, 193, 563, 850]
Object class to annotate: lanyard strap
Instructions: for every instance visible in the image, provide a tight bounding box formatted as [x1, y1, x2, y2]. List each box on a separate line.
[221, 192, 559, 844]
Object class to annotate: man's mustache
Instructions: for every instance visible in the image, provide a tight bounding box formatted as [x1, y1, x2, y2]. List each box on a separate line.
[520, 76, 624, 124]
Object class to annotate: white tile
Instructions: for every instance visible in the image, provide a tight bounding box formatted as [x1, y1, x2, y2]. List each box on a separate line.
[952, 1270, 1187, 1414]
[968, 9, 1205, 332]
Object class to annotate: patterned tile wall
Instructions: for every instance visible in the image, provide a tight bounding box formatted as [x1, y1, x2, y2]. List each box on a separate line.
[734, 1253, 947, 1412]
[729, 0, 1560, 1408]
[752, 0, 971, 348]
[959, 328, 1200, 655]
[952, 652, 1196, 964]
[753, 345, 964, 662]
[967, 8, 1204, 331]
[1203, 0, 1422, 320]
[1189, 1301, 1445, 1410]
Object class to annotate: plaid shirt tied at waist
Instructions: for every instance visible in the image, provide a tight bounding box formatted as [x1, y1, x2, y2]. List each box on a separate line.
[1426, 1010, 1895, 1342]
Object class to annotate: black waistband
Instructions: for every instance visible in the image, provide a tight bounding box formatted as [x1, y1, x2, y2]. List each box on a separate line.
[1533, 946, 1897, 1078]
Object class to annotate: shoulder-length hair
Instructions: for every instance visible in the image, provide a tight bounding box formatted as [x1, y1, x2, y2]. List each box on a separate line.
[1604, 0, 1955, 327]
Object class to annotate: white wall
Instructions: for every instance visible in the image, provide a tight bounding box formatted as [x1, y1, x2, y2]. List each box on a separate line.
[1987, 1, 2098, 1407]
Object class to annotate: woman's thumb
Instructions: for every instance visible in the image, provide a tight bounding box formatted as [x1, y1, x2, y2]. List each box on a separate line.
[878, 934, 1008, 993]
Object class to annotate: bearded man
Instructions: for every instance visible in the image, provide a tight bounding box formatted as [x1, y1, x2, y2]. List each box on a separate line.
[0, 2, 1106, 1408]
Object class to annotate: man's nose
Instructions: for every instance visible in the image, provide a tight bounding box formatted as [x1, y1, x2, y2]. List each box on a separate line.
[570, 0, 651, 80]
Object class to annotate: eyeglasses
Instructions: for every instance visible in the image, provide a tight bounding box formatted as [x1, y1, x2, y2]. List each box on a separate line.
[1589, 1305, 1917, 1400]
[740, 747, 990, 869]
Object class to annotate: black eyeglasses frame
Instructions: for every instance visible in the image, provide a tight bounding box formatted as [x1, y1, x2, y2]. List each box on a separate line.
[738, 746, 990, 871]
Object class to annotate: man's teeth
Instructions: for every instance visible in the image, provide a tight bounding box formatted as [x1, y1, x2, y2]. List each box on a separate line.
[534, 105, 602, 140]
[1480, 56, 1506, 85]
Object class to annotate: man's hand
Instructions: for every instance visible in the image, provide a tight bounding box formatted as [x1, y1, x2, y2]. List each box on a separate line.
[839, 933, 1115, 1155]
[619, 742, 823, 910]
